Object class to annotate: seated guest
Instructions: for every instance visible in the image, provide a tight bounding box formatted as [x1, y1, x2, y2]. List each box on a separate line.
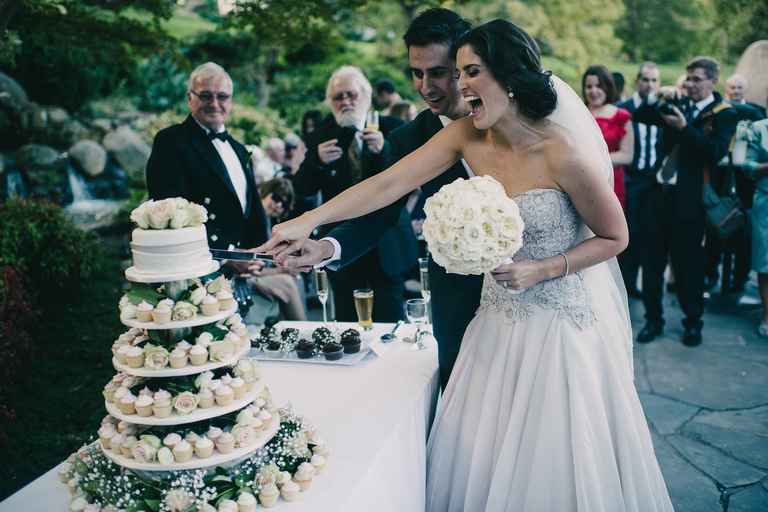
[259, 177, 295, 225]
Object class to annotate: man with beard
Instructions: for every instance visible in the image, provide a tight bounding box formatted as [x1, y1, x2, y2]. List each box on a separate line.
[291, 65, 413, 322]
[261, 8, 477, 389]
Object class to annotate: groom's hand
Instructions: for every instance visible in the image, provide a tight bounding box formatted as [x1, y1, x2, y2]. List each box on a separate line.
[278, 239, 335, 271]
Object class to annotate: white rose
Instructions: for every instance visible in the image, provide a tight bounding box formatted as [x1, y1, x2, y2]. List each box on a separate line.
[172, 301, 197, 321]
[142, 345, 170, 369]
[131, 440, 157, 462]
[208, 339, 235, 362]
[234, 360, 255, 382]
[169, 207, 190, 229]
[120, 304, 137, 320]
[205, 275, 228, 294]
[231, 425, 256, 447]
[173, 392, 199, 415]
[164, 489, 193, 512]
[147, 200, 174, 229]
[139, 434, 161, 448]
[130, 203, 151, 229]
[187, 203, 208, 226]
[157, 447, 175, 465]
[189, 287, 207, 305]
[195, 371, 215, 390]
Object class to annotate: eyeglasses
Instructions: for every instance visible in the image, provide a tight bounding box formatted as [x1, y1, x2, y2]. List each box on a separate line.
[331, 90, 358, 102]
[190, 90, 232, 103]
[685, 75, 710, 84]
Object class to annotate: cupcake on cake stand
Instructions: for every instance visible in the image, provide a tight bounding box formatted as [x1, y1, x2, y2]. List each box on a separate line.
[60, 198, 328, 511]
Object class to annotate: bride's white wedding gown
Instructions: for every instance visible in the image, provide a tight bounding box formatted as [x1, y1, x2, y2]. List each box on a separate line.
[426, 188, 674, 511]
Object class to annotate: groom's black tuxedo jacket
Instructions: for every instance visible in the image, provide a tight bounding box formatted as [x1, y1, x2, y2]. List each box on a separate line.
[327, 109, 485, 388]
[145, 115, 269, 250]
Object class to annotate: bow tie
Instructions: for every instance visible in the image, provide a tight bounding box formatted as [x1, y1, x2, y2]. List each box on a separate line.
[207, 130, 229, 142]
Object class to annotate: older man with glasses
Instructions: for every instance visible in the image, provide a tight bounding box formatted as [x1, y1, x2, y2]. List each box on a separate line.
[146, 61, 270, 277]
[292, 65, 416, 323]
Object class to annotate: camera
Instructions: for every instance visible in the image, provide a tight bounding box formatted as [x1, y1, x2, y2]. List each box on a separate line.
[657, 98, 679, 116]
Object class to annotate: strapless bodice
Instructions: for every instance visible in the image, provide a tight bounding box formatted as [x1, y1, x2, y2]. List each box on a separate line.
[478, 189, 596, 328]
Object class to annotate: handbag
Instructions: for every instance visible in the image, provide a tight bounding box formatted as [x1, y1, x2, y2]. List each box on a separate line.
[702, 153, 745, 240]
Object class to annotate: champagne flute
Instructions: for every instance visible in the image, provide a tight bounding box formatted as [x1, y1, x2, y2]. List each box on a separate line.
[405, 298, 428, 350]
[365, 110, 380, 132]
[315, 269, 330, 323]
[418, 257, 430, 303]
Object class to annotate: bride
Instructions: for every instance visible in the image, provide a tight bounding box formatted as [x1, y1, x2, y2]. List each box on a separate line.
[258, 19, 674, 512]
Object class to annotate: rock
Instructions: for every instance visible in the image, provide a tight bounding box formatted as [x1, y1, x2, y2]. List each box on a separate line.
[666, 434, 765, 487]
[69, 140, 106, 177]
[91, 118, 113, 134]
[683, 407, 768, 469]
[59, 119, 90, 147]
[0, 72, 28, 113]
[47, 107, 69, 126]
[728, 484, 768, 512]
[16, 144, 60, 172]
[103, 126, 150, 182]
[651, 433, 722, 512]
[639, 393, 700, 435]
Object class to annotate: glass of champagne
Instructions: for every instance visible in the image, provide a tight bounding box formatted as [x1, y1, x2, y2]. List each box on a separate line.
[314, 269, 330, 323]
[418, 257, 430, 305]
[365, 110, 380, 132]
[353, 288, 374, 330]
[405, 298, 428, 350]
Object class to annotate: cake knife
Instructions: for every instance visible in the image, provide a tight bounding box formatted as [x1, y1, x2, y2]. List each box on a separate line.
[209, 249, 275, 264]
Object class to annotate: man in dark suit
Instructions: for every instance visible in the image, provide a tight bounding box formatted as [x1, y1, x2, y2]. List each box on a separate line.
[633, 57, 738, 346]
[146, 62, 269, 274]
[271, 8, 476, 388]
[292, 65, 415, 323]
[618, 62, 662, 298]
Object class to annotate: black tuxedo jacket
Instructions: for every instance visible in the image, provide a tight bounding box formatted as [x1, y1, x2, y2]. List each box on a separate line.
[145, 115, 269, 250]
[326, 109, 485, 385]
[633, 93, 738, 220]
[294, 113, 416, 278]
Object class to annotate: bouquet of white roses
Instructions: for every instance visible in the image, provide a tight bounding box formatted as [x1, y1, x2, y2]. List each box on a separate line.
[422, 175, 524, 275]
[130, 198, 208, 230]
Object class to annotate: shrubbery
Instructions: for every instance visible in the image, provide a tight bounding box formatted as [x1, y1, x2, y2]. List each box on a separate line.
[0, 199, 102, 304]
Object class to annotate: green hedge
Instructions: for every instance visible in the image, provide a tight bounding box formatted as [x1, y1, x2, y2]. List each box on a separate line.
[0, 199, 102, 304]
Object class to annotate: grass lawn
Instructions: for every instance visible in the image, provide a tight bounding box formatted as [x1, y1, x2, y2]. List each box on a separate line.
[0, 235, 127, 500]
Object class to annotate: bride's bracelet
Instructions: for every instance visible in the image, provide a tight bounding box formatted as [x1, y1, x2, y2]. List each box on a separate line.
[559, 252, 569, 277]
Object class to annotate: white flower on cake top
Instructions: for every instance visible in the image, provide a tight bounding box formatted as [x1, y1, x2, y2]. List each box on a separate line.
[422, 175, 525, 275]
[130, 197, 208, 229]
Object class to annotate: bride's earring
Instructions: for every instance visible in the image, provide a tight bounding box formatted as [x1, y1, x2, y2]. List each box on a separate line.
[507, 90, 515, 99]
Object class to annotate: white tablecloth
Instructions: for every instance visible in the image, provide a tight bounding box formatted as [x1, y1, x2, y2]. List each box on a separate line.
[0, 321, 439, 512]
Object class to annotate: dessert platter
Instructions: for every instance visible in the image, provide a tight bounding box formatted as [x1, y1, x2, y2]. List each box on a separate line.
[60, 198, 329, 511]
[251, 324, 373, 366]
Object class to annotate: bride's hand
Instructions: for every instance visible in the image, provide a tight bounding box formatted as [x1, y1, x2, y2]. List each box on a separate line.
[491, 260, 546, 291]
[254, 214, 317, 262]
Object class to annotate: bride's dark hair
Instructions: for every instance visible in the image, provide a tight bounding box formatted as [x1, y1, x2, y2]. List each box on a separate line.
[454, 19, 557, 120]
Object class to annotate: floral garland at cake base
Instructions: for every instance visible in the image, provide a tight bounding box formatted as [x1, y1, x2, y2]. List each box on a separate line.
[61, 408, 329, 512]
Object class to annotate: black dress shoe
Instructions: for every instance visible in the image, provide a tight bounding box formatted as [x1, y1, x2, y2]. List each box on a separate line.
[682, 326, 702, 347]
[637, 322, 663, 343]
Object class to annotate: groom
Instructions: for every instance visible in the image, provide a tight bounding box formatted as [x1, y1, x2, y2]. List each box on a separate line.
[273, 8, 479, 389]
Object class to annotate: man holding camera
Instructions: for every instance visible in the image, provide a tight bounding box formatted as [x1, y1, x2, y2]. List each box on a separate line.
[633, 56, 738, 347]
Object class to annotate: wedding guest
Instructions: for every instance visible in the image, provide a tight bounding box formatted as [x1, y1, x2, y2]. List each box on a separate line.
[617, 62, 662, 297]
[291, 66, 414, 322]
[301, 110, 323, 141]
[375, 78, 403, 115]
[726, 74, 767, 119]
[389, 100, 418, 122]
[259, 177, 295, 224]
[612, 71, 627, 102]
[145, 61, 269, 261]
[263, 137, 288, 177]
[582, 65, 634, 208]
[742, 119, 768, 336]
[633, 57, 738, 346]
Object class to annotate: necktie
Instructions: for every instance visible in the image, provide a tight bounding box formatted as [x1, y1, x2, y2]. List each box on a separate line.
[347, 134, 363, 182]
[208, 130, 229, 142]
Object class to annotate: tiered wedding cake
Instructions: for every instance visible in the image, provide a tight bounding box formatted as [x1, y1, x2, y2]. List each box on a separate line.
[61, 198, 328, 512]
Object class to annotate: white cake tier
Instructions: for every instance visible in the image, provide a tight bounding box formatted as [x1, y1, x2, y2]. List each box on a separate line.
[125, 226, 218, 283]
[105, 382, 266, 426]
[99, 411, 280, 472]
[112, 343, 250, 378]
[121, 303, 238, 330]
